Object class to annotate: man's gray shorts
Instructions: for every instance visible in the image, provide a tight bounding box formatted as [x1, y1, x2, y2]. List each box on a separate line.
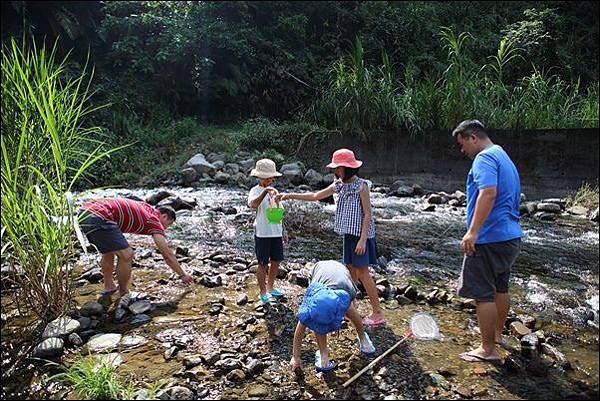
[457, 238, 521, 302]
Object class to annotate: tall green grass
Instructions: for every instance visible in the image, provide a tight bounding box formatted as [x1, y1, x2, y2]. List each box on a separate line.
[1, 38, 118, 321]
[47, 354, 165, 400]
[312, 30, 599, 135]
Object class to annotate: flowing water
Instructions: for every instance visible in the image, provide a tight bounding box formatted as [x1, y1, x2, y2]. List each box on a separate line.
[1, 185, 598, 399]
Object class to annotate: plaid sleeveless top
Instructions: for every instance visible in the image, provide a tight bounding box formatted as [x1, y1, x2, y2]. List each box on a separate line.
[333, 177, 375, 238]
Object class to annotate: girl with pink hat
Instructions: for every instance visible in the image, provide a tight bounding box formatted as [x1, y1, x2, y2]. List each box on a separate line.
[277, 149, 385, 327]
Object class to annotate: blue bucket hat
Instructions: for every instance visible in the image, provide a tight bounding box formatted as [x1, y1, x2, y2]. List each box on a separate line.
[298, 282, 352, 335]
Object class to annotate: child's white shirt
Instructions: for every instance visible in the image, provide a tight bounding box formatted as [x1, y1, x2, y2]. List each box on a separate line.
[247, 185, 283, 238]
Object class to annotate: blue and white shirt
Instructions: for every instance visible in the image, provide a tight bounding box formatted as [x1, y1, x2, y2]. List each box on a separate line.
[333, 178, 376, 238]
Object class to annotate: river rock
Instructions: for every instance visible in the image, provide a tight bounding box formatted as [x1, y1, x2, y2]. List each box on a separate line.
[153, 329, 179, 345]
[412, 184, 424, 196]
[206, 152, 226, 163]
[227, 369, 246, 381]
[428, 373, 450, 390]
[392, 185, 415, 197]
[427, 194, 446, 205]
[224, 163, 240, 175]
[521, 333, 539, 348]
[43, 317, 81, 339]
[537, 202, 562, 213]
[567, 205, 589, 216]
[304, 169, 323, 187]
[510, 321, 531, 338]
[183, 354, 203, 368]
[591, 207, 599, 222]
[77, 317, 91, 330]
[78, 267, 103, 283]
[164, 346, 179, 360]
[86, 333, 122, 353]
[214, 171, 231, 184]
[248, 384, 269, 397]
[541, 343, 571, 369]
[535, 212, 556, 221]
[68, 333, 84, 347]
[184, 153, 216, 174]
[403, 285, 418, 300]
[164, 386, 194, 400]
[158, 196, 196, 211]
[146, 190, 174, 205]
[114, 308, 128, 321]
[322, 173, 335, 184]
[239, 159, 255, 172]
[237, 294, 249, 306]
[215, 358, 243, 373]
[32, 337, 64, 358]
[131, 314, 151, 325]
[518, 314, 536, 329]
[520, 202, 537, 216]
[80, 301, 104, 317]
[128, 300, 152, 315]
[180, 168, 198, 186]
[120, 335, 148, 349]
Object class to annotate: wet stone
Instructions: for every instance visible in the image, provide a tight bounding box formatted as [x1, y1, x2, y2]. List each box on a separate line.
[131, 314, 151, 325]
[32, 337, 64, 358]
[429, 373, 450, 390]
[68, 333, 84, 347]
[165, 386, 194, 400]
[43, 317, 81, 339]
[80, 301, 104, 317]
[156, 328, 187, 343]
[183, 355, 203, 368]
[215, 358, 243, 373]
[164, 346, 179, 360]
[247, 384, 269, 397]
[237, 294, 249, 306]
[521, 333, 539, 348]
[77, 317, 91, 330]
[120, 335, 147, 349]
[114, 308, 128, 321]
[227, 369, 246, 381]
[518, 314, 536, 329]
[510, 321, 531, 338]
[86, 333, 122, 353]
[455, 385, 472, 398]
[128, 300, 152, 315]
[78, 267, 103, 283]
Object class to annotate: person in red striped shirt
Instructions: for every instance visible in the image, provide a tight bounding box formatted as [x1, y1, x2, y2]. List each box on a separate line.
[78, 198, 194, 296]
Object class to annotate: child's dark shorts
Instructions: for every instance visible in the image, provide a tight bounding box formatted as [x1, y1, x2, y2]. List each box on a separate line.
[255, 236, 284, 265]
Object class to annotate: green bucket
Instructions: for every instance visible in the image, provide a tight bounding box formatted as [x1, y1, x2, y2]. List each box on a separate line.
[266, 207, 285, 224]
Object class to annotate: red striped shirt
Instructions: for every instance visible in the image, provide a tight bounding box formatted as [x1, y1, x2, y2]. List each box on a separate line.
[82, 198, 165, 236]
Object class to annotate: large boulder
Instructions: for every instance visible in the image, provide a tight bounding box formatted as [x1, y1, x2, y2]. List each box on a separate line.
[304, 169, 323, 187]
[146, 190, 174, 206]
[180, 168, 198, 186]
[157, 196, 197, 211]
[239, 159, 255, 173]
[224, 163, 240, 175]
[183, 153, 216, 175]
[389, 181, 415, 197]
[537, 202, 562, 213]
[214, 171, 231, 184]
[206, 153, 226, 164]
[322, 173, 335, 186]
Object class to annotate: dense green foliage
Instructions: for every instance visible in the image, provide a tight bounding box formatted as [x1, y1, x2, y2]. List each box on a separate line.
[2, 1, 598, 183]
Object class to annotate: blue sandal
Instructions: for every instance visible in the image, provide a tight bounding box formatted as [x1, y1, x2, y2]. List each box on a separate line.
[270, 288, 285, 298]
[314, 350, 336, 373]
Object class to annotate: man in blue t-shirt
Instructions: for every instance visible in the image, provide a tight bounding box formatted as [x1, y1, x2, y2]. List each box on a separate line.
[453, 120, 522, 363]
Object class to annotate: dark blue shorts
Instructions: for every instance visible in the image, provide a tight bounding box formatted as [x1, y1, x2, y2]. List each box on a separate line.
[79, 211, 129, 255]
[255, 236, 284, 265]
[343, 234, 377, 267]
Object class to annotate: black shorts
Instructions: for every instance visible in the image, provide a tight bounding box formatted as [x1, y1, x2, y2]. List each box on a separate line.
[254, 236, 284, 265]
[457, 238, 521, 302]
[79, 211, 129, 255]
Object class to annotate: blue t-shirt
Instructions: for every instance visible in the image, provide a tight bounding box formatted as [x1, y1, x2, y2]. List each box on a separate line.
[466, 144, 522, 244]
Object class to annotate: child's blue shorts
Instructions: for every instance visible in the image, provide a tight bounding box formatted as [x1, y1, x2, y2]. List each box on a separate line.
[343, 234, 377, 267]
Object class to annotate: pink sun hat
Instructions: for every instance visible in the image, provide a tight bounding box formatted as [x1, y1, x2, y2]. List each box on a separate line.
[326, 148, 363, 168]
